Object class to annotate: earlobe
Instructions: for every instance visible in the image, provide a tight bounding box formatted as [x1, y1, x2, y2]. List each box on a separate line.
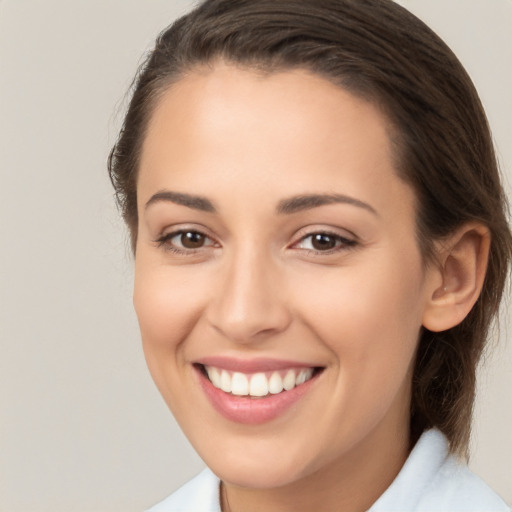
[422, 223, 490, 333]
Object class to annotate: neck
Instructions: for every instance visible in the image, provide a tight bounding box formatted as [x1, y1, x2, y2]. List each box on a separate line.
[221, 424, 411, 512]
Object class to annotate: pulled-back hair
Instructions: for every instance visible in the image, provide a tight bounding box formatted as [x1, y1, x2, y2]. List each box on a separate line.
[108, 0, 512, 457]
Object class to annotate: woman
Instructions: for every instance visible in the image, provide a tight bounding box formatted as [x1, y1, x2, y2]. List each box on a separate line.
[108, 0, 512, 510]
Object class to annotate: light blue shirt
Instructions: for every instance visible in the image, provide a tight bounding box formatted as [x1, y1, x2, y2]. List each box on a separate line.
[146, 429, 510, 512]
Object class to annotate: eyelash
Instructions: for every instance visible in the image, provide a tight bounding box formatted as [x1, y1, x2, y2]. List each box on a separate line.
[292, 231, 358, 255]
[154, 229, 218, 255]
[154, 229, 358, 256]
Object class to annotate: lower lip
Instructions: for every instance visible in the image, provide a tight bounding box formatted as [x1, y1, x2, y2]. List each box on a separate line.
[196, 366, 320, 425]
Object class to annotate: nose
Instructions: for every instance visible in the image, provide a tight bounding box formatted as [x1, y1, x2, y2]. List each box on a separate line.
[206, 247, 292, 343]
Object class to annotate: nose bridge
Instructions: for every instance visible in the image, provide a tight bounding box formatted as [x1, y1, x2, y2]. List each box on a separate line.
[207, 241, 291, 342]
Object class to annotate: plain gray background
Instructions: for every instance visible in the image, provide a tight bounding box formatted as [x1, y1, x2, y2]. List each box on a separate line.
[0, 1, 510, 510]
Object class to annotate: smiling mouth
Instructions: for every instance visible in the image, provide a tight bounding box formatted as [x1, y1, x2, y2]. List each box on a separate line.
[197, 364, 323, 398]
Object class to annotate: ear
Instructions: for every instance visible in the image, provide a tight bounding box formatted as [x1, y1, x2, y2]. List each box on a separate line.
[422, 223, 490, 332]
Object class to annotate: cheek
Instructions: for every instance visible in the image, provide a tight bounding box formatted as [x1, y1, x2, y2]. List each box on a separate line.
[132, 263, 211, 416]
[293, 254, 425, 382]
[133, 264, 206, 359]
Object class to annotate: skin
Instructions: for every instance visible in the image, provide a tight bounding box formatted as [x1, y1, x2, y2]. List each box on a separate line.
[133, 63, 486, 512]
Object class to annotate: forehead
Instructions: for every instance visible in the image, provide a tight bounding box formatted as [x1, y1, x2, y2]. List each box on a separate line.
[138, 62, 414, 220]
[144, 63, 393, 144]
[142, 62, 392, 149]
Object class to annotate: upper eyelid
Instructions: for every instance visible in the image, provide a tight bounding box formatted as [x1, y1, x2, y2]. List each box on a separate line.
[288, 228, 360, 255]
[163, 230, 215, 243]
[292, 233, 356, 248]
[291, 226, 358, 243]
[161, 230, 215, 242]
[157, 223, 217, 239]
[153, 227, 217, 250]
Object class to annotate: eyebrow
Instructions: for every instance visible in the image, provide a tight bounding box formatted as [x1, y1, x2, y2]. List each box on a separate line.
[144, 190, 377, 216]
[145, 190, 216, 213]
[277, 193, 378, 216]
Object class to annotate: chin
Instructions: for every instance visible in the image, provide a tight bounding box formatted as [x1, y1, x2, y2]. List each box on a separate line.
[196, 433, 325, 490]
[214, 458, 311, 490]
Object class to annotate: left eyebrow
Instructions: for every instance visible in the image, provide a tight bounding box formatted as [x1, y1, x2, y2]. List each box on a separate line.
[277, 193, 379, 216]
[144, 190, 216, 213]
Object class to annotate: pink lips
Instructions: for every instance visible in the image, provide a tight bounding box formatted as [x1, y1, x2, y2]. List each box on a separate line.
[194, 357, 321, 425]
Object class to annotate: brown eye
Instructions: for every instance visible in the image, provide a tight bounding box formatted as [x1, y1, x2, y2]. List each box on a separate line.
[311, 233, 337, 251]
[293, 231, 357, 253]
[180, 231, 206, 249]
[156, 229, 216, 253]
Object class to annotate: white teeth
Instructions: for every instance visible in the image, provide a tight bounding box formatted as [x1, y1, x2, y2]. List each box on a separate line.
[204, 365, 316, 397]
[206, 367, 220, 388]
[296, 368, 313, 385]
[220, 370, 231, 393]
[268, 371, 284, 394]
[249, 373, 269, 397]
[296, 370, 307, 385]
[283, 370, 296, 391]
[231, 372, 249, 396]
[206, 366, 221, 388]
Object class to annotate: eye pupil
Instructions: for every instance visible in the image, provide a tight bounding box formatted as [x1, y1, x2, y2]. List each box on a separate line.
[181, 231, 205, 249]
[312, 234, 336, 250]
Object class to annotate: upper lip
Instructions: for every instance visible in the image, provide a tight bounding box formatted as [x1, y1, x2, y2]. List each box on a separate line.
[195, 356, 320, 373]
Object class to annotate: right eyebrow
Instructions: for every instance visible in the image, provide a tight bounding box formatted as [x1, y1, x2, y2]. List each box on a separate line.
[144, 190, 216, 213]
[277, 193, 378, 216]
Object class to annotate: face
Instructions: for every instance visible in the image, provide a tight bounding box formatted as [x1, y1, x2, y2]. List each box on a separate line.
[134, 63, 438, 490]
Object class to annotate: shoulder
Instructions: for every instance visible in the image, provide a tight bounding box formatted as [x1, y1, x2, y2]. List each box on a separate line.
[417, 456, 510, 512]
[145, 468, 221, 512]
[370, 429, 510, 512]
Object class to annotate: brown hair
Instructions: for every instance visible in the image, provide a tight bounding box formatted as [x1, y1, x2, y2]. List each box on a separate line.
[108, 0, 512, 457]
